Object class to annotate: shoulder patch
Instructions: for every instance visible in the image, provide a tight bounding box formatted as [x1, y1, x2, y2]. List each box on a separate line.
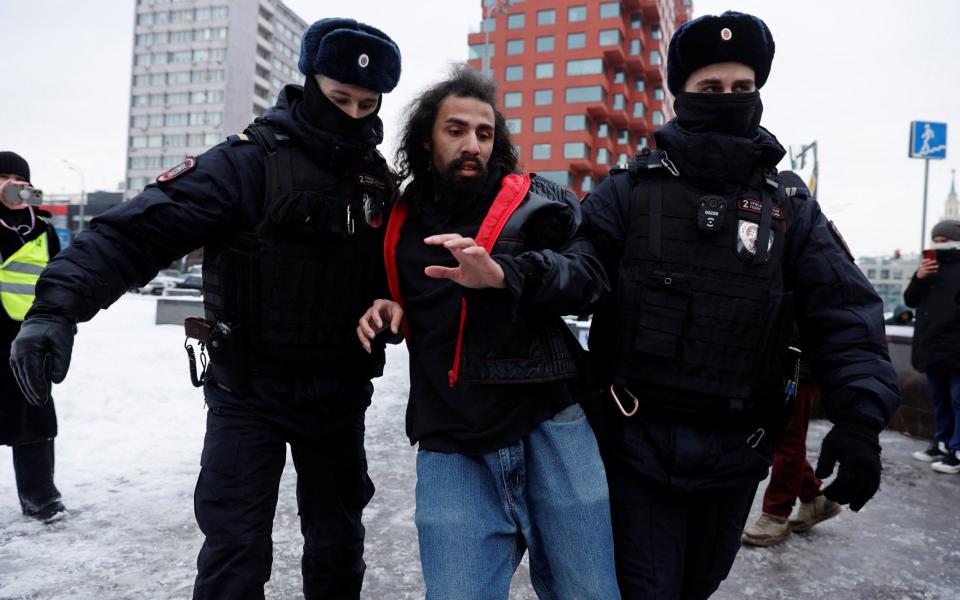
[226, 133, 251, 145]
[829, 220, 855, 261]
[156, 157, 197, 183]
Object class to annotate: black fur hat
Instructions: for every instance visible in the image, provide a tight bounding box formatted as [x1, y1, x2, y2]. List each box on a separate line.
[667, 11, 775, 95]
[0, 151, 30, 182]
[298, 18, 401, 94]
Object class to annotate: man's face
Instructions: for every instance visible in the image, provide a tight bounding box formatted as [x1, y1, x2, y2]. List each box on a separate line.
[427, 95, 495, 188]
[317, 75, 380, 119]
[683, 62, 756, 94]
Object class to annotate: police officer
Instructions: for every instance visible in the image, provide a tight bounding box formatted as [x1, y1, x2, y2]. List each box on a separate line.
[0, 152, 66, 523]
[582, 11, 901, 599]
[9, 19, 400, 599]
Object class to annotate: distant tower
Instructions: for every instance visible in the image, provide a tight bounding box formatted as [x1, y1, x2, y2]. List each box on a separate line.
[945, 169, 959, 220]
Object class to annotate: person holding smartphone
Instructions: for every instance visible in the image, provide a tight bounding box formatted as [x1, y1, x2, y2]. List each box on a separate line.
[0, 151, 66, 522]
[905, 220, 960, 473]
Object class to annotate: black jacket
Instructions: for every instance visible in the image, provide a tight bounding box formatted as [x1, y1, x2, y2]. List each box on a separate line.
[27, 85, 391, 378]
[1, 208, 60, 445]
[904, 248, 960, 372]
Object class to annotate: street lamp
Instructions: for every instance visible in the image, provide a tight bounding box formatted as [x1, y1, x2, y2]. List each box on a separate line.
[481, 0, 513, 76]
[61, 159, 86, 234]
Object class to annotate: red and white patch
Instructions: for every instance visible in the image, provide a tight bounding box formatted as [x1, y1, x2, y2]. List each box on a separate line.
[830, 220, 854, 261]
[737, 197, 784, 220]
[358, 53, 370, 68]
[720, 27, 733, 41]
[156, 157, 197, 183]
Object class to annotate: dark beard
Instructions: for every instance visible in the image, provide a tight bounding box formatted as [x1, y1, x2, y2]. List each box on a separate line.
[433, 155, 488, 201]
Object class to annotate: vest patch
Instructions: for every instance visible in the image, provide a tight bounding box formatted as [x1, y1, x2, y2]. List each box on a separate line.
[357, 173, 386, 191]
[157, 157, 197, 183]
[738, 197, 784, 220]
[737, 219, 774, 256]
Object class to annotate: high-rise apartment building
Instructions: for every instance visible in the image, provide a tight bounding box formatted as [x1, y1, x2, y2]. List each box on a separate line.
[466, 0, 691, 194]
[125, 0, 307, 194]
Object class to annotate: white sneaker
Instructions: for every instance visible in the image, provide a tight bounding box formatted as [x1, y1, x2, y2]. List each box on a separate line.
[789, 495, 842, 532]
[932, 450, 960, 474]
[912, 441, 948, 462]
[742, 513, 791, 546]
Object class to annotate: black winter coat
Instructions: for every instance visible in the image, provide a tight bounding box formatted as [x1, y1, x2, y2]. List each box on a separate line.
[904, 248, 960, 373]
[1, 208, 60, 445]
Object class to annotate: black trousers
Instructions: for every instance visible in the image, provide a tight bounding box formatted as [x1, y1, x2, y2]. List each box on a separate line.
[12, 438, 61, 514]
[193, 373, 375, 600]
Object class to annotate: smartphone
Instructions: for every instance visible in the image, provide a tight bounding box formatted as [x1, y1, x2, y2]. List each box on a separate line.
[923, 248, 936, 261]
[2, 183, 43, 206]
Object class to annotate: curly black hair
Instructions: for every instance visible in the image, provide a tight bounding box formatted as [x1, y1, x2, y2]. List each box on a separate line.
[395, 64, 517, 190]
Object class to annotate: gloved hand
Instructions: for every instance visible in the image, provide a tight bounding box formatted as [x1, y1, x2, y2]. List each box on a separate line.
[9, 314, 77, 406]
[815, 421, 882, 511]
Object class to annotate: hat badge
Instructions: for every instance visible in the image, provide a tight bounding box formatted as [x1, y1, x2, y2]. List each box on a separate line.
[720, 27, 733, 41]
[358, 53, 370, 68]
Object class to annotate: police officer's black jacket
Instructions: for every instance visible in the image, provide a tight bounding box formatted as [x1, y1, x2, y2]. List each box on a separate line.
[389, 171, 608, 454]
[904, 248, 960, 373]
[584, 120, 900, 438]
[27, 84, 394, 381]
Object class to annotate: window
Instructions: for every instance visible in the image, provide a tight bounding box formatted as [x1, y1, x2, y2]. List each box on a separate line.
[538, 170, 571, 187]
[533, 116, 552, 132]
[617, 153, 629, 164]
[536, 36, 555, 52]
[600, 2, 620, 18]
[504, 91, 523, 107]
[652, 110, 664, 125]
[537, 9, 555, 25]
[568, 5, 587, 22]
[633, 102, 646, 118]
[564, 114, 589, 131]
[649, 50, 662, 65]
[566, 85, 604, 103]
[581, 175, 594, 193]
[567, 32, 586, 49]
[507, 13, 525, 29]
[532, 63, 554, 81]
[506, 39, 524, 55]
[506, 118, 521, 134]
[617, 129, 630, 144]
[653, 86, 665, 100]
[505, 65, 523, 81]
[651, 25, 662, 40]
[596, 147, 610, 165]
[613, 93, 625, 110]
[630, 13, 642, 29]
[563, 142, 589, 159]
[169, 29, 193, 43]
[613, 68, 625, 84]
[163, 134, 184, 148]
[880, 269, 890, 280]
[204, 133, 221, 145]
[867, 269, 877, 278]
[532, 144, 551, 160]
[597, 122, 610, 138]
[629, 39, 642, 55]
[165, 113, 188, 127]
[635, 78, 646, 92]
[637, 137, 649, 150]
[188, 133, 204, 146]
[132, 94, 149, 107]
[599, 29, 622, 46]
[534, 89, 553, 105]
[481, 17, 495, 32]
[566, 58, 603, 76]
[167, 71, 191, 85]
[469, 43, 494, 60]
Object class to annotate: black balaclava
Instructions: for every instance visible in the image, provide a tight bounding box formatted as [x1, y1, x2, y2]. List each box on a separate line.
[299, 74, 381, 141]
[674, 91, 763, 138]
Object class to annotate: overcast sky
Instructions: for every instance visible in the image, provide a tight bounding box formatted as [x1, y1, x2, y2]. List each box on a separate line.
[2, 0, 959, 256]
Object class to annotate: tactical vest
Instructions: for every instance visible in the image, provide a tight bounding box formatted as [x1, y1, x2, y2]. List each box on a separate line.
[201, 124, 392, 375]
[613, 150, 794, 421]
[0, 228, 49, 321]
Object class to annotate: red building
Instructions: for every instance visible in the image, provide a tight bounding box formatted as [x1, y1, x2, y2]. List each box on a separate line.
[467, 0, 691, 195]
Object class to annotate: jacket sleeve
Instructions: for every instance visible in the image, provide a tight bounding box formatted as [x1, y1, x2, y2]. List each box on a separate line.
[29, 142, 264, 322]
[902, 273, 927, 308]
[786, 184, 902, 432]
[580, 171, 631, 281]
[492, 182, 610, 316]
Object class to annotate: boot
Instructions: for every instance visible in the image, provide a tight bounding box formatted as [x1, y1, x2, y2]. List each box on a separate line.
[789, 495, 841, 532]
[741, 513, 791, 546]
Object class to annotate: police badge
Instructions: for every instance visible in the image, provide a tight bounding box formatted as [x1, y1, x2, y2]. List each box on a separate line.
[737, 219, 773, 258]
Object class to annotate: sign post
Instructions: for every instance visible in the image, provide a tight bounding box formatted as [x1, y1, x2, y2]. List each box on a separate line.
[909, 121, 948, 251]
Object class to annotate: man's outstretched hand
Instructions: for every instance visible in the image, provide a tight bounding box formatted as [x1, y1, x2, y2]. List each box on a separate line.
[423, 234, 506, 289]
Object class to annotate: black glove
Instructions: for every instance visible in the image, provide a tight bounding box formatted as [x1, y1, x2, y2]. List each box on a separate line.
[9, 314, 77, 406]
[815, 422, 882, 511]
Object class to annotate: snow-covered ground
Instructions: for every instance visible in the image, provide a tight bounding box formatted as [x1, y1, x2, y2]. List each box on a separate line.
[1, 294, 958, 599]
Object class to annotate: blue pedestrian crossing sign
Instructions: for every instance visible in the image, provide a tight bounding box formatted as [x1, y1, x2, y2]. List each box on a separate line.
[909, 121, 947, 159]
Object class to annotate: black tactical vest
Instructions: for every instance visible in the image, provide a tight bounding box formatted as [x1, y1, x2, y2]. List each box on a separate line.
[202, 124, 392, 377]
[613, 150, 794, 421]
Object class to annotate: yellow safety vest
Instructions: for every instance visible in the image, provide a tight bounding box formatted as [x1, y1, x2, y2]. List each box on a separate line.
[0, 231, 49, 321]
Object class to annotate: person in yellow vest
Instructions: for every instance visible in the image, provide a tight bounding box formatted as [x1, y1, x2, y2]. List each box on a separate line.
[0, 151, 65, 522]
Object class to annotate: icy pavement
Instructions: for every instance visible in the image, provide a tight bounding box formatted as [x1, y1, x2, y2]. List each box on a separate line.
[0, 294, 958, 599]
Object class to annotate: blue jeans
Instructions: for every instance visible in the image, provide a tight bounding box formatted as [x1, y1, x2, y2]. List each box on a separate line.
[927, 371, 960, 451]
[415, 404, 621, 600]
